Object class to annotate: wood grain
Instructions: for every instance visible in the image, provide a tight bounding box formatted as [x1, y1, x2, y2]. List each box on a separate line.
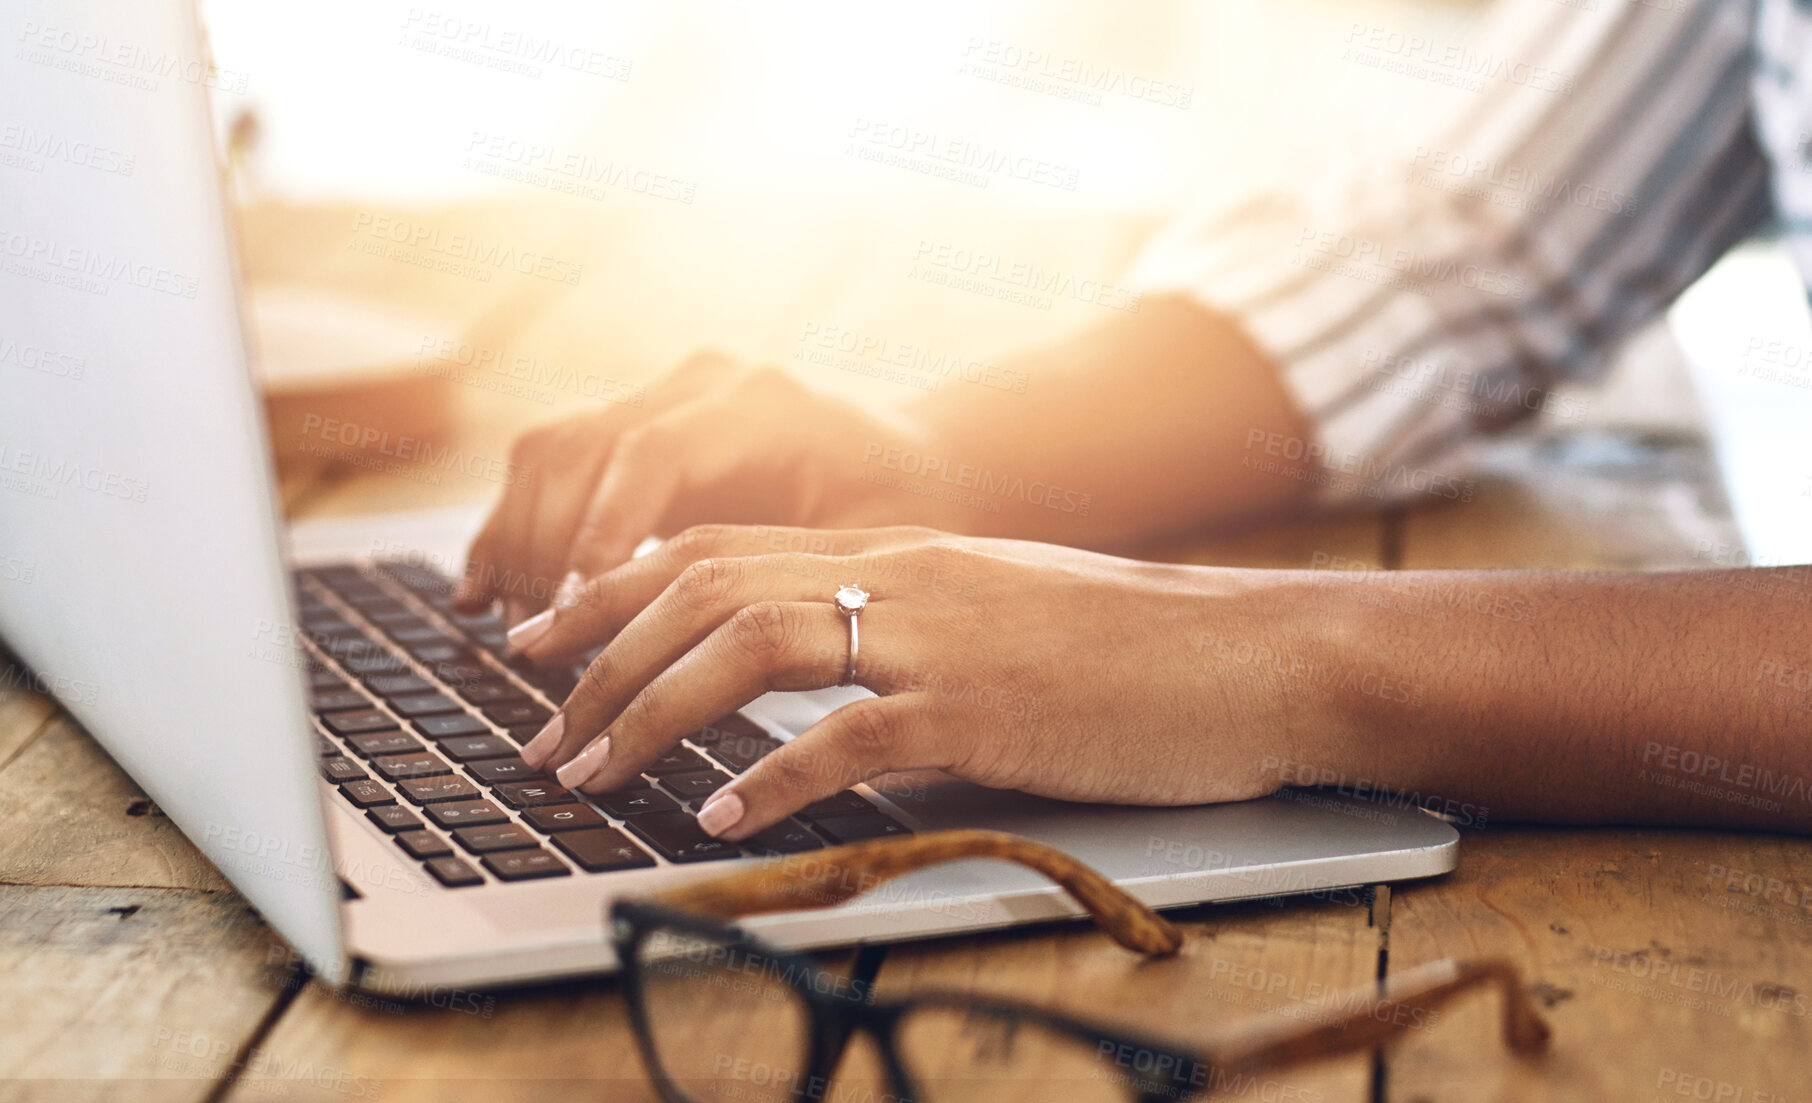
[0, 885, 289, 1103]
[0, 717, 230, 892]
[223, 955, 862, 1103]
[0, 663, 57, 772]
[1382, 829, 1812, 1101]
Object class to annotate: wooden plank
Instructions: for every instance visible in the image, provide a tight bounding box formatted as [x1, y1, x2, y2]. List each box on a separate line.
[0, 884, 289, 1103]
[1144, 509, 1387, 571]
[1382, 828, 1812, 1100]
[223, 952, 865, 1103]
[847, 897, 1383, 1102]
[0, 717, 229, 892]
[0, 652, 59, 771]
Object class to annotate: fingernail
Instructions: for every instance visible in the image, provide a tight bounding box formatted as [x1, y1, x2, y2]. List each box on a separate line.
[696, 792, 745, 838]
[520, 712, 565, 769]
[554, 570, 587, 610]
[506, 607, 557, 653]
[556, 735, 612, 790]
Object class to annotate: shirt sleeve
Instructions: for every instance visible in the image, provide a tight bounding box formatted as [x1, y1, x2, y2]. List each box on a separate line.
[1128, 0, 1774, 503]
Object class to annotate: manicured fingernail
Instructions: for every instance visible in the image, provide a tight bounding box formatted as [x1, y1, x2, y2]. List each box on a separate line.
[506, 607, 557, 653]
[696, 792, 745, 838]
[556, 735, 612, 789]
[520, 712, 565, 769]
[554, 570, 587, 609]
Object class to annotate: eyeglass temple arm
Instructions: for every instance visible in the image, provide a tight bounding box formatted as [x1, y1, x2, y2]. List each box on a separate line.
[1207, 958, 1550, 1075]
[649, 828, 1183, 955]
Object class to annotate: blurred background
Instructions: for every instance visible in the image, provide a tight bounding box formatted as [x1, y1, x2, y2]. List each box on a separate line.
[196, 0, 1488, 515]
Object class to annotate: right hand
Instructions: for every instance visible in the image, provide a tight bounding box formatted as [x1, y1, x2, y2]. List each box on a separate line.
[454, 351, 965, 624]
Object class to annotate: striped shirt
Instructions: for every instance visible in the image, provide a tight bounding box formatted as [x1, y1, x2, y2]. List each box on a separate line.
[1134, 0, 1810, 502]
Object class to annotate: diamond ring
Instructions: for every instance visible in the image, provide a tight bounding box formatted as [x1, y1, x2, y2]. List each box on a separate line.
[833, 585, 869, 686]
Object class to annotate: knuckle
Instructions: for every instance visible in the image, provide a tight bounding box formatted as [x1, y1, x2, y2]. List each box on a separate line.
[672, 557, 740, 609]
[836, 705, 900, 764]
[670, 523, 735, 559]
[574, 653, 613, 704]
[725, 601, 795, 661]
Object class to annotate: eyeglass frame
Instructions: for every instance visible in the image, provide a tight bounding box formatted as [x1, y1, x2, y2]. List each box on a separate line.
[609, 897, 1210, 1103]
[607, 829, 1550, 1103]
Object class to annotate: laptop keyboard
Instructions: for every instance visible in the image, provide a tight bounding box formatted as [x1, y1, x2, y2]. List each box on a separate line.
[295, 561, 912, 889]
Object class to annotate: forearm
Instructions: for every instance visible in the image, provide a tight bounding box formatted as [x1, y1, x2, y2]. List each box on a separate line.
[1280, 568, 1812, 832]
[904, 296, 1313, 548]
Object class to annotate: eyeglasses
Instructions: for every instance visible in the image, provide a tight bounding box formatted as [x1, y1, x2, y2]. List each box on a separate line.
[608, 829, 1549, 1103]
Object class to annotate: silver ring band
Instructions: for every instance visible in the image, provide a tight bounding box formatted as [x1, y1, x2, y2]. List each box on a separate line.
[833, 585, 869, 687]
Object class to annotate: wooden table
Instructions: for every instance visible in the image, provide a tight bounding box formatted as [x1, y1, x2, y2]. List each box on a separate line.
[5, 310, 1810, 1101]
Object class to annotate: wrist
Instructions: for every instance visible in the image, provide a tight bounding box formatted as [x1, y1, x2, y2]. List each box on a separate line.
[1234, 570, 1388, 797]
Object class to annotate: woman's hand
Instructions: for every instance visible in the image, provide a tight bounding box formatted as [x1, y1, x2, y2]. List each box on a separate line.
[454, 353, 971, 624]
[455, 299, 1318, 625]
[506, 523, 1320, 841]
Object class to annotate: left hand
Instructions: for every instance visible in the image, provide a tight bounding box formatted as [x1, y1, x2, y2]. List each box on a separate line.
[505, 524, 1311, 842]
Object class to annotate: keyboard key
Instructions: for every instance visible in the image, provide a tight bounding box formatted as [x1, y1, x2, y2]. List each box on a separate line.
[433, 660, 490, 690]
[452, 823, 539, 854]
[812, 812, 912, 844]
[367, 805, 423, 832]
[742, 821, 826, 855]
[309, 688, 368, 713]
[483, 701, 551, 728]
[389, 625, 452, 646]
[645, 746, 711, 776]
[367, 673, 433, 698]
[337, 778, 392, 807]
[424, 856, 484, 887]
[414, 713, 490, 740]
[705, 733, 784, 773]
[346, 732, 423, 759]
[624, 812, 740, 863]
[425, 800, 510, 829]
[439, 735, 517, 763]
[399, 776, 481, 804]
[321, 756, 367, 783]
[373, 753, 453, 782]
[361, 604, 418, 626]
[458, 681, 526, 706]
[396, 831, 453, 860]
[450, 611, 505, 634]
[522, 804, 609, 833]
[466, 757, 545, 784]
[662, 771, 729, 803]
[595, 787, 680, 818]
[798, 791, 875, 819]
[691, 714, 769, 745]
[505, 724, 548, 747]
[552, 828, 657, 872]
[387, 693, 462, 718]
[307, 669, 348, 691]
[346, 654, 411, 678]
[522, 667, 580, 700]
[494, 781, 576, 808]
[317, 735, 338, 756]
[411, 643, 469, 664]
[321, 709, 399, 736]
[482, 848, 571, 881]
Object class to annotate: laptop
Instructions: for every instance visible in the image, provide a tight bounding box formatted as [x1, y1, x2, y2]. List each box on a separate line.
[0, 0, 1457, 993]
